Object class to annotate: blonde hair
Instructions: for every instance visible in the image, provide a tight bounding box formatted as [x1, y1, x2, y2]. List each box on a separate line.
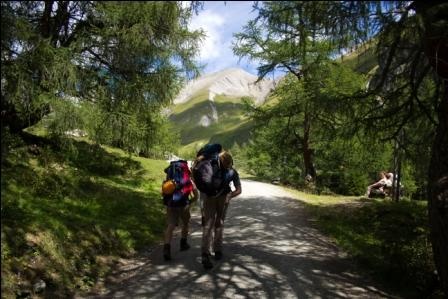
[219, 151, 233, 169]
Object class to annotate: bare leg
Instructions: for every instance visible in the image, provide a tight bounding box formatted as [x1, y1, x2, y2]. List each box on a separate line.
[367, 181, 385, 196]
[181, 223, 189, 239]
[164, 223, 176, 244]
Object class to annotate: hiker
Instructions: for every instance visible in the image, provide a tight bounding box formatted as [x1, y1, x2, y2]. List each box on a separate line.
[162, 160, 198, 261]
[366, 171, 391, 197]
[383, 172, 401, 196]
[384, 171, 394, 187]
[197, 150, 242, 269]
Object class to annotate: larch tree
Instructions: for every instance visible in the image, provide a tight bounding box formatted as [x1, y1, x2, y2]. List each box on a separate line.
[1, 1, 204, 154]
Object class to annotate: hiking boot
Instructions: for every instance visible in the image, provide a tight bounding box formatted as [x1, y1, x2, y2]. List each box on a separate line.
[163, 244, 171, 261]
[180, 238, 190, 251]
[201, 253, 213, 270]
[214, 251, 223, 260]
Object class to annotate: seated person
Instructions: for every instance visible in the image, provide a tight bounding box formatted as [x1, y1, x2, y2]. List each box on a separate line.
[383, 172, 405, 197]
[366, 171, 388, 197]
[382, 172, 394, 196]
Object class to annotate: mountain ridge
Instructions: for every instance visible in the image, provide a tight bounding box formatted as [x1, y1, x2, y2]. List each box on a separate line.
[174, 67, 275, 106]
[168, 67, 277, 156]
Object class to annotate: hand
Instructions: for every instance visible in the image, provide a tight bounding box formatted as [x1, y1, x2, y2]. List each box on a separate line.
[225, 193, 232, 204]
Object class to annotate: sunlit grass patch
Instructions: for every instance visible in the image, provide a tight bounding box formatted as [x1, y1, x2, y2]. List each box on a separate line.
[284, 186, 436, 298]
[284, 186, 360, 205]
[1, 135, 168, 297]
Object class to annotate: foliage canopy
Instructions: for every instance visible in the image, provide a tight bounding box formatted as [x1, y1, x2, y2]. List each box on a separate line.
[1, 1, 204, 155]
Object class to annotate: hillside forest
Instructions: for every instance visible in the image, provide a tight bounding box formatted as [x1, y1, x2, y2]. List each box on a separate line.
[1, 1, 447, 298]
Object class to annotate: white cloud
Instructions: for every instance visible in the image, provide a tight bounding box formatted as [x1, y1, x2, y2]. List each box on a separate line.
[189, 2, 259, 75]
[190, 11, 225, 60]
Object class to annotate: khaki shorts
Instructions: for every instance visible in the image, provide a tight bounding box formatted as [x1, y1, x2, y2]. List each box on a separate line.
[166, 206, 191, 226]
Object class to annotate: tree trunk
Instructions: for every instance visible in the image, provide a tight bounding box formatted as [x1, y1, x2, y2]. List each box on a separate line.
[302, 111, 316, 179]
[1, 96, 50, 133]
[303, 147, 316, 179]
[428, 83, 448, 295]
[413, 1, 448, 294]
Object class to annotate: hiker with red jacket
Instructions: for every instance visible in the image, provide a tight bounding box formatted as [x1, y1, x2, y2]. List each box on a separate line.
[192, 145, 241, 269]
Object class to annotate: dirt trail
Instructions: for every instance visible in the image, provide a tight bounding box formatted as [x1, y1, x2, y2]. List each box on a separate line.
[81, 180, 399, 299]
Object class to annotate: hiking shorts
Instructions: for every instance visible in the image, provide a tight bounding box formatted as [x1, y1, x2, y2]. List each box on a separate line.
[166, 205, 191, 226]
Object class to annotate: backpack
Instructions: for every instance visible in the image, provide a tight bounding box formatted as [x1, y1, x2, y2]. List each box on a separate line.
[192, 144, 225, 196]
[162, 160, 194, 205]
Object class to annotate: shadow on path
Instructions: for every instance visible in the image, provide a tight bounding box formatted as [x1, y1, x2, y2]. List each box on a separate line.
[83, 181, 400, 299]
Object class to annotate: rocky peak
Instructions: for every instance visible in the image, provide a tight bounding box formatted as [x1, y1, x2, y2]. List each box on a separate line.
[174, 67, 275, 106]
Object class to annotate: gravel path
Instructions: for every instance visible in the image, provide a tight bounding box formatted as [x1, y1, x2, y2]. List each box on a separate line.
[82, 180, 399, 299]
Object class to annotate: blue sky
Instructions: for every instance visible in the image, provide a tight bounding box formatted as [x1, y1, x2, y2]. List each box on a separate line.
[189, 1, 260, 76]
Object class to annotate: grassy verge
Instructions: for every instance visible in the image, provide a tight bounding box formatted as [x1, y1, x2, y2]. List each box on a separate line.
[1, 133, 168, 298]
[283, 188, 440, 298]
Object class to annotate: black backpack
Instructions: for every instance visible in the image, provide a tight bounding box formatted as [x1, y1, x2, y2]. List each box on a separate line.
[192, 144, 225, 196]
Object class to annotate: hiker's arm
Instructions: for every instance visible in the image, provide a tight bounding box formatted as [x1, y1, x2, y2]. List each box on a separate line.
[191, 181, 199, 201]
[230, 185, 241, 198]
[229, 170, 241, 199]
[193, 187, 199, 200]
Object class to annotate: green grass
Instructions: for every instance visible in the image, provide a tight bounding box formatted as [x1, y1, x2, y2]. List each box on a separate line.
[169, 90, 254, 156]
[171, 89, 210, 114]
[1, 134, 169, 298]
[282, 187, 439, 298]
[171, 101, 250, 142]
[171, 88, 248, 115]
[339, 41, 378, 74]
